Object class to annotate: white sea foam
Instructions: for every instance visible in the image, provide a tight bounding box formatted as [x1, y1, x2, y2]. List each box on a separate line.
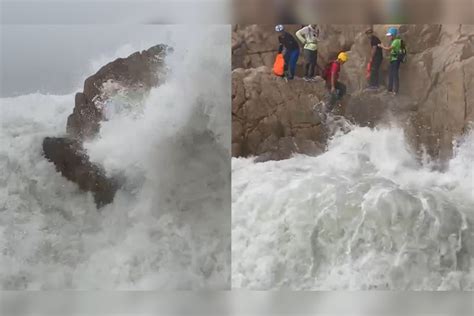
[0, 25, 230, 290]
[232, 126, 474, 290]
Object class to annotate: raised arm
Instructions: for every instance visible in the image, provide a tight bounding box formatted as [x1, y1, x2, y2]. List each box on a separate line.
[295, 28, 306, 45]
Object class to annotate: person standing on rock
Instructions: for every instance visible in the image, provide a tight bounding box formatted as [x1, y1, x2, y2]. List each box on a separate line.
[365, 28, 383, 90]
[275, 24, 300, 80]
[296, 24, 320, 81]
[322, 52, 348, 111]
[378, 27, 403, 95]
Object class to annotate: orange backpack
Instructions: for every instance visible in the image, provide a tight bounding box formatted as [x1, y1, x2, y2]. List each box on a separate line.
[273, 53, 285, 76]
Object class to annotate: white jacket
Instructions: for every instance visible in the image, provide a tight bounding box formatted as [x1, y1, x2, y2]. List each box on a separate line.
[296, 25, 320, 51]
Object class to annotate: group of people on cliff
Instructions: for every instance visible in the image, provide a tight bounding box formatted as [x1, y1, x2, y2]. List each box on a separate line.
[273, 24, 407, 109]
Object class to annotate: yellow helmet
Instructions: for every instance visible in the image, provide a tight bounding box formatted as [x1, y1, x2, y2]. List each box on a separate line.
[337, 52, 348, 62]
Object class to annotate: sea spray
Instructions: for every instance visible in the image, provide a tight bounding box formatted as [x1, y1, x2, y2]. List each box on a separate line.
[232, 127, 474, 290]
[0, 25, 230, 289]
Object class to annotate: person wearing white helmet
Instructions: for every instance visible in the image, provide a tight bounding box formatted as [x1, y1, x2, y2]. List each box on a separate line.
[275, 24, 300, 80]
[296, 24, 320, 81]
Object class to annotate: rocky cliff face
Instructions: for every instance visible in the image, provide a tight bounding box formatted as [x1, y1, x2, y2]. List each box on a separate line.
[232, 67, 327, 161]
[232, 24, 474, 162]
[43, 44, 171, 207]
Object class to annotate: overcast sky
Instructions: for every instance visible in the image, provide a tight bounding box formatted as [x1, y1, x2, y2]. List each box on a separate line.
[0, 0, 228, 97]
[1, 25, 177, 97]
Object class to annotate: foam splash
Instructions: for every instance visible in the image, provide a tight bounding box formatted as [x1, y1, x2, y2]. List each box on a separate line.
[0, 25, 230, 289]
[232, 127, 474, 290]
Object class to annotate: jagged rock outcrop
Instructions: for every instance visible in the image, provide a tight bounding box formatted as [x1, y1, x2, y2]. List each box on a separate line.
[67, 44, 171, 140]
[232, 66, 329, 160]
[43, 137, 119, 207]
[232, 24, 474, 162]
[43, 44, 171, 207]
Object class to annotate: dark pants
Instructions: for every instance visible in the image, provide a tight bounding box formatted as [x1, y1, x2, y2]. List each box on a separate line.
[369, 57, 382, 87]
[388, 60, 401, 93]
[303, 49, 317, 78]
[284, 48, 300, 79]
[325, 81, 346, 111]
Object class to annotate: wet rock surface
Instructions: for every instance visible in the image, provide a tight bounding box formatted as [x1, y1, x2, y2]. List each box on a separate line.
[232, 24, 474, 162]
[42, 44, 171, 207]
[42, 137, 119, 207]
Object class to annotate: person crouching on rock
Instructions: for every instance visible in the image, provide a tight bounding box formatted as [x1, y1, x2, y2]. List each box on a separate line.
[275, 24, 300, 80]
[322, 52, 348, 111]
[296, 24, 320, 81]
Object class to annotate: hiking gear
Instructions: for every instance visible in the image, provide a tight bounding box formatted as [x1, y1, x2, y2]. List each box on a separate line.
[275, 24, 284, 32]
[273, 53, 285, 77]
[397, 39, 407, 63]
[284, 48, 300, 79]
[388, 60, 401, 93]
[303, 48, 318, 78]
[386, 27, 398, 37]
[296, 25, 319, 51]
[337, 52, 348, 62]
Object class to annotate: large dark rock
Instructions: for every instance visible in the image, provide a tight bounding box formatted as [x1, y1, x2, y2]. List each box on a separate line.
[43, 137, 118, 207]
[67, 44, 171, 140]
[43, 44, 171, 207]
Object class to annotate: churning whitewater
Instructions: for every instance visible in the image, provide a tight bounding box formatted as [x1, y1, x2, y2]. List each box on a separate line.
[0, 26, 230, 289]
[232, 125, 474, 290]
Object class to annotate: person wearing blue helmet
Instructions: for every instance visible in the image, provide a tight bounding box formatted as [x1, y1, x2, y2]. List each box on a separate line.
[275, 24, 300, 80]
[379, 26, 403, 95]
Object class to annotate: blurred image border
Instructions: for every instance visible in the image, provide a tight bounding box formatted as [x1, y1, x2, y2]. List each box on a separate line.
[1, 291, 473, 315]
[2, 0, 473, 25]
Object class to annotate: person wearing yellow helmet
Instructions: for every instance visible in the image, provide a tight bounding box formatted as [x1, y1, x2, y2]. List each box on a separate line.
[320, 51, 348, 111]
[337, 52, 348, 63]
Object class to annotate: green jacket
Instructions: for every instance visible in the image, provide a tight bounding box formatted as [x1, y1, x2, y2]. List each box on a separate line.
[390, 38, 402, 62]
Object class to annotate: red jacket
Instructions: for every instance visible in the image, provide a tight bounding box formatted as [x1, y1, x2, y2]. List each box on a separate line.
[328, 61, 341, 83]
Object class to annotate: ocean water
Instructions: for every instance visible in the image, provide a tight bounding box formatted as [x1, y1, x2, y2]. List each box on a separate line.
[232, 125, 474, 290]
[0, 26, 230, 290]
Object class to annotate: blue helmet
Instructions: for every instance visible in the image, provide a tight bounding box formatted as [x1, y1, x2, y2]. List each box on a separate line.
[386, 27, 398, 37]
[275, 24, 284, 32]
